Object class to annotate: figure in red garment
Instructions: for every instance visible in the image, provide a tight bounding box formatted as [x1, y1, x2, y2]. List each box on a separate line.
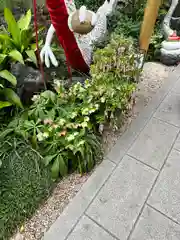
[40, 0, 118, 73]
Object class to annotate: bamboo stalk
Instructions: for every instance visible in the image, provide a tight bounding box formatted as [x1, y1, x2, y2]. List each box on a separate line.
[139, 0, 162, 52]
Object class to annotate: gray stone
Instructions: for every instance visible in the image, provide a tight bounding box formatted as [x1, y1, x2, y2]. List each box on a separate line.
[67, 215, 116, 240]
[154, 92, 180, 127]
[148, 149, 180, 223]
[86, 155, 157, 240]
[10, 63, 45, 104]
[43, 159, 115, 240]
[128, 118, 178, 170]
[130, 205, 180, 240]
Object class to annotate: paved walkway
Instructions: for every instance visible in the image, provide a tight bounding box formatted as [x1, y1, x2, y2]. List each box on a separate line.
[44, 66, 180, 240]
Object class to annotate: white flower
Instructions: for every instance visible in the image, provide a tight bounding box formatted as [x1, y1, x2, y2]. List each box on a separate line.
[32, 95, 40, 102]
[37, 132, 44, 141]
[43, 132, 49, 139]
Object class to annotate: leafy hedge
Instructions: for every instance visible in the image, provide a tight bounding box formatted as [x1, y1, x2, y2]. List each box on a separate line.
[3, 34, 140, 179]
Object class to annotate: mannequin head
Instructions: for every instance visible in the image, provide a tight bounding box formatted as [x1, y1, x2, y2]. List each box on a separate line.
[68, 6, 97, 34]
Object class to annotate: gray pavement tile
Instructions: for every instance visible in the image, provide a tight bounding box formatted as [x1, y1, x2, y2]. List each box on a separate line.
[86, 155, 157, 240]
[43, 160, 115, 240]
[130, 205, 180, 240]
[148, 149, 180, 224]
[67, 215, 116, 240]
[107, 66, 180, 164]
[172, 79, 180, 94]
[128, 118, 179, 170]
[173, 133, 180, 151]
[154, 92, 180, 127]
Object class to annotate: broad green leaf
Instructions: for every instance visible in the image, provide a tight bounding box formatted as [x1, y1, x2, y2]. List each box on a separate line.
[3, 88, 23, 108]
[0, 159, 2, 168]
[4, 8, 21, 46]
[0, 84, 4, 88]
[0, 70, 17, 86]
[0, 101, 12, 109]
[0, 34, 11, 41]
[44, 154, 57, 166]
[51, 157, 60, 179]
[58, 155, 68, 176]
[21, 29, 31, 49]
[26, 50, 37, 66]
[18, 10, 31, 30]
[9, 50, 24, 64]
[0, 54, 7, 64]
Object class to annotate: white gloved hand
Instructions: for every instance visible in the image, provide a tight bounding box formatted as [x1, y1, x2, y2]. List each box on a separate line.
[40, 24, 58, 68]
[40, 44, 58, 68]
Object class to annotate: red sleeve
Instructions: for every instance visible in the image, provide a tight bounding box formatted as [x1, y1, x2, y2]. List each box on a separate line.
[46, 0, 89, 73]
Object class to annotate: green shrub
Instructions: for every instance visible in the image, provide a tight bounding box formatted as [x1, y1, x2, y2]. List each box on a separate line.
[0, 8, 42, 110]
[0, 135, 52, 240]
[4, 34, 140, 178]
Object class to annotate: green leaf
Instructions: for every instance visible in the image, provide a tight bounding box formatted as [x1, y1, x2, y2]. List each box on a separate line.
[0, 34, 11, 41]
[58, 155, 68, 176]
[4, 8, 21, 46]
[0, 70, 17, 86]
[20, 29, 31, 49]
[3, 88, 23, 108]
[0, 54, 7, 64]
[0, 128, 13, 139]
[44, 154, 57, 166]
[18, 10, 31, 30]
[51, 157, 60, 179]
[9, 50, 24, 64]
[0, 101, 12, 109]
[26, 50, 37, 66]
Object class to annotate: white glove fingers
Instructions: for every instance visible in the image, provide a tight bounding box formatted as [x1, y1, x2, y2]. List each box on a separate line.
[45, 51, 50, 68]
[40, 48, 45, 63]
[49, 50, 58, 67]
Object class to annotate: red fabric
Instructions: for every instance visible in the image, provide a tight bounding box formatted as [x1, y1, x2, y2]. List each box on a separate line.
[46, 0, 89, 73]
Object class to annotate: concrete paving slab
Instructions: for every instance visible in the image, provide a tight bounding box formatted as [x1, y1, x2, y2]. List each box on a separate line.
[86, 155, 157, 240]
[43, 160, 115, 240]
[128, 118, 179, 170]
[148, 149, 180, 224]
[67, 215, 116, 240]
[154, 92, 180, 127]
[130, 205, 180, 240]
[173, 133, 180, 151]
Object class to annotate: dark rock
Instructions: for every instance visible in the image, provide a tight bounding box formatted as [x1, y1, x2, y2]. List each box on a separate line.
[10, 63, 46, 105]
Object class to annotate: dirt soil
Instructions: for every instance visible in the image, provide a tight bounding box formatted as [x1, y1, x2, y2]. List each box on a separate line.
[12, 62, 175, 240]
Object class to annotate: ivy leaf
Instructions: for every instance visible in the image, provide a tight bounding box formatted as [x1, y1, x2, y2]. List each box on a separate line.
[9, 50, 24, 64]
[51, 157, 60, 179]
[0, 70, 17, 86]
[58, 155, 68, 176]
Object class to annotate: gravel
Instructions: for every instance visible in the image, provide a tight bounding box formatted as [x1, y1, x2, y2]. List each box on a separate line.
[12, 62, 175, 240]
